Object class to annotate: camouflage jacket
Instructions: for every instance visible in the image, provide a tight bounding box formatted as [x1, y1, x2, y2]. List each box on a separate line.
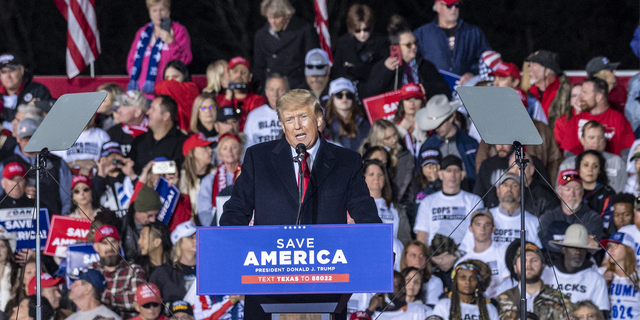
[496, 282, 574, 320]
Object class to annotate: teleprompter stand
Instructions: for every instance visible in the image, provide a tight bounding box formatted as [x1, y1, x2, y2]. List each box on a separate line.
[260, 294, 351, 320]
[457, 87, 542, 320]
[24, 92, 106, 320]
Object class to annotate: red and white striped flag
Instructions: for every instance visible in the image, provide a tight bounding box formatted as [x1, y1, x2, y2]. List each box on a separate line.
[53, 0, 101, 78]
[314, 0, 333, 64]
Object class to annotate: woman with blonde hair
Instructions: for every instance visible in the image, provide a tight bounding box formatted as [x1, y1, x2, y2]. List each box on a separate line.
[149, 220, 196, 303]
[599, 232, 640, 319]
[95, 83, 124, 130]
[360, 119, 414, 203]
[203, 60, 229, 95]
[189, 93, 218, 138]
[126, 0, 192, 99]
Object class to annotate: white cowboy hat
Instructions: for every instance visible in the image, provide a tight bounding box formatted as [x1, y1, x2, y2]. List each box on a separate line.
[416, 94, 462, 131]
[548, 224, 601, 251]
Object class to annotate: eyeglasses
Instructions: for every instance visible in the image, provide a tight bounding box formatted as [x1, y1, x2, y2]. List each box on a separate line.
[445, 2, 461, 9]
[354, 28, 371, 33]
[400, 40, 418, 48]
[73, 188, 91, 194]
[335, 92, 355, 100]
[306, 64, 327, 69]
[200, 105, 214, 111]
[142, 302, 161, 309]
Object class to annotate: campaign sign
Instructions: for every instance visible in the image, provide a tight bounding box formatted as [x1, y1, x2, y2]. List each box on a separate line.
[155, 176, 179, 224]
[43, 215, 91, 257]
[0, 208, 49, 250]
[362, 90, 401, 124]
[65, 242, 99, 289]
[197, 224, 394, 295]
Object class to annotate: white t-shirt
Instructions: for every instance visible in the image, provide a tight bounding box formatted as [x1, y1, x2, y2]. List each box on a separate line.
[414, 190, 484, 245]
[624, 175, 638, 197]
[373, 302, 432, 320]
[52, 127, 111, 162]
[459, 207, 541, 254]
[432, 298, 499, 320]
[618, 225, 640, 267]
[457, 242, 510, 299]
[66, 305, 122, 320]
[243, 104, 282, 148]
[423, 276, 444, 306]
[375, 198, 399, 240]
[598, 267, 640, 320]
[541, 266, 610, 310]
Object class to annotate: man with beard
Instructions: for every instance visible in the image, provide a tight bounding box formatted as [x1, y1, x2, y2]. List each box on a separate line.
[525, 50, 571, 132]
[542, 224, 609, 315]
[216, 56, 267, 131]
[538, 169, 604, 243]
[91, 224, 146, 319]
[496, 242, 573, 320]
[473, 145, 550, 211]
[557, 77, 635, 156]
[460, 172, 541, 253]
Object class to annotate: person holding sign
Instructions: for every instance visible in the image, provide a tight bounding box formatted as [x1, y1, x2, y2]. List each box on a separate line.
[221, 89, 381, 319]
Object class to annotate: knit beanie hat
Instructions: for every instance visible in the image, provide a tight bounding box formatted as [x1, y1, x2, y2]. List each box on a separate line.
[134, 185, 162, 212]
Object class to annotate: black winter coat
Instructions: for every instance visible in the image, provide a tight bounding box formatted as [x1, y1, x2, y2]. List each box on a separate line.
[332, 33, 388, 82]
[252, 15, 319, 91]
[1, 72, 51, 122]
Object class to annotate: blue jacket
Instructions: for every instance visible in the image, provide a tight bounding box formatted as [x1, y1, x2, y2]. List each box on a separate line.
[420, 129, 478, 183]
[413, 19, 491, 76]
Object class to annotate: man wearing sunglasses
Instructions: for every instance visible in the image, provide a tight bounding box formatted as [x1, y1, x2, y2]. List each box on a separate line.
[302, 48, 331, 107]
[131, 283, 170, 320]
[67, 269, 123, 320]
[413, 0, 491, 85]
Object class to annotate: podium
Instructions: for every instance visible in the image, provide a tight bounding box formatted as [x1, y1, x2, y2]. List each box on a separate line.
[197, 224, 394, 319]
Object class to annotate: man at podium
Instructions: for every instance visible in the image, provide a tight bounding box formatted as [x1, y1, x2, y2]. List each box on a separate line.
[220, 89, 381, 319]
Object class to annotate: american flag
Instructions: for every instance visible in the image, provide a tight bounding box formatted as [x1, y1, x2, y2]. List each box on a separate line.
[53, 0, 101, 78]
[314, 0, 333, 64]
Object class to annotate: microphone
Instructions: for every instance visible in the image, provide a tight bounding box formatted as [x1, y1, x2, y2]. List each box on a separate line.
[294, 143, 306, 162]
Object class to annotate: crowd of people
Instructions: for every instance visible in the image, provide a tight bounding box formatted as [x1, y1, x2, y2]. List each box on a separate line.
[1, 0, 640, 319]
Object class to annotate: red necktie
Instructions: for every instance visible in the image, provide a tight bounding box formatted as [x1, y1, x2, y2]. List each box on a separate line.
[298, 152, 311, 201]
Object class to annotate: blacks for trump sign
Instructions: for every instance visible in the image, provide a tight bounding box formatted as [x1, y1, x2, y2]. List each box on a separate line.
[197, 224, 394, 295]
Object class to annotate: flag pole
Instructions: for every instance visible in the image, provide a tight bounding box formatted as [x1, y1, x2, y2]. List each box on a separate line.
[90, 62, 95, 78]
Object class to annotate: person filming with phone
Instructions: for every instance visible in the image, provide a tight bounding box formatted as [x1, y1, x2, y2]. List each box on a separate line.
[216, 56, 267, 131]
[126, 0, 192, 100]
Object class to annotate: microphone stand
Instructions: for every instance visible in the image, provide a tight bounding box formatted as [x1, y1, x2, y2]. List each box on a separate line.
[513, 141, 528, 320]
[294, 153, 305, 225]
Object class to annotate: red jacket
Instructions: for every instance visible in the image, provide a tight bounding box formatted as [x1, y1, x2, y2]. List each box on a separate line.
[155, 80, 201, 132]
[216, 93, 267, 131]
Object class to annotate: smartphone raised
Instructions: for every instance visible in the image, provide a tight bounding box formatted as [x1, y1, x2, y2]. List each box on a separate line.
[390, 45, 402, 67]
[160, 17, 172, 33]
[152, 160, 176, 175]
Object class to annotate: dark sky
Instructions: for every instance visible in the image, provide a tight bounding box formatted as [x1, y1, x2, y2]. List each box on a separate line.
[1, 0, 639, 76]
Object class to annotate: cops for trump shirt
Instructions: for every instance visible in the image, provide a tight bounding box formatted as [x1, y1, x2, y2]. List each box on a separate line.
[542, 266, 610, 310]
[459, 207, 541, 254]
[457, 242, 509, 299]
[244, 104, 282, 148]
[432, 298, 499, 320]
[414, 190, 484, 245]
[598, 267, 640, 320]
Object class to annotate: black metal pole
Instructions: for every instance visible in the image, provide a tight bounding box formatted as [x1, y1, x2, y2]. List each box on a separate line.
[514, 142, 528, 320]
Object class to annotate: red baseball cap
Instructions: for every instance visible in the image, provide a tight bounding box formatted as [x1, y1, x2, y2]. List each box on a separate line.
[558, 169, 582, 186]
[437, 0, 461, 5]
[135, 283, 163, 305]
[71, 174, 92, 190]
[229, 56, 250, 70]
[28, 273, 63, 295]
[489, 62, 521, 80]
[349, 311, 372, 320]
[3, 162, 25, 180]
[400, 83, 424, 101]
[94, 225, 120, 243]
[218, 132, 242, 145]
[183, 134, 212, 156]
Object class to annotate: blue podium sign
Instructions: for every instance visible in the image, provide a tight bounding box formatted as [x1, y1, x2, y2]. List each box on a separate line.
[197, 224, 394, 295]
